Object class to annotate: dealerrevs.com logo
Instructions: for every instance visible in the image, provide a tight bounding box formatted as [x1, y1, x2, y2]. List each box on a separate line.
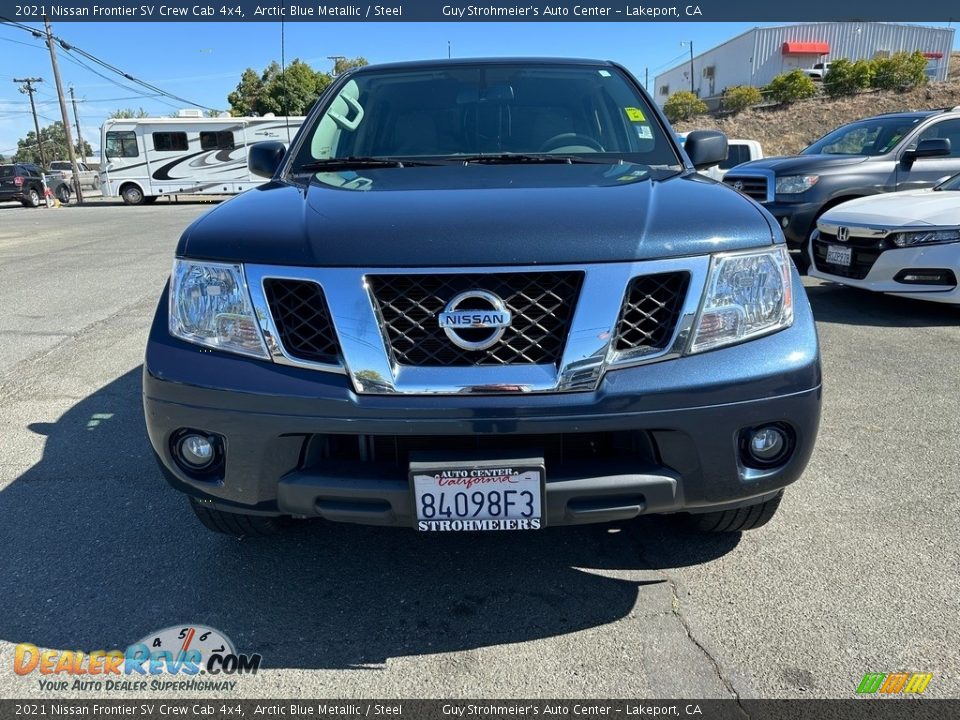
[14, 625, 261, 693]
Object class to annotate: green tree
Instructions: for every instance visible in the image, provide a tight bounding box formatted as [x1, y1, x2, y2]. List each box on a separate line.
[663, 91, 708, 123]
[766, 70, 818, 104]
[823, 59, 874, 97]
[333, 56, 368, 76]
[871, 51, 928, 91]
[227, 57, 367, 116]
[722, 85, 762, 113]
[13, 121, 93, 167]
[260, 59, 330, 116]
[109, 107, 151, 119]
[227, 68, 265, 116]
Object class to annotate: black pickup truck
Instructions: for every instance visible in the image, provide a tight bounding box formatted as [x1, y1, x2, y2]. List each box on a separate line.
[143, 58, 821, 539]
[723, 107, 960, 263]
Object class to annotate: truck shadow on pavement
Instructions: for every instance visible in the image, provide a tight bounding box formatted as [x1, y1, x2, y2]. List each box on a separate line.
[805, 280, 959, 328]
[0, 367, 739, 670]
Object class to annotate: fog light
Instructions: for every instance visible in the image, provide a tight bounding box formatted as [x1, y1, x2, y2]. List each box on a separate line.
[178, 433, 215, 469]
[740, 423, 794, 469]
[749, 427, 785, 461]
[781, 217, 789, 228]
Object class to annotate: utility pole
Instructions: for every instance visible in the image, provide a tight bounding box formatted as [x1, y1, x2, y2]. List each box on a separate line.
[69, 86, 85, 164]
[448, 41, 451, 59]
[44, 16, 83, 203]
[682, 40, 695, 94]
[645, 67, 649, 91]
[327, 55, 347, 77]
[13, 77, 45, 168]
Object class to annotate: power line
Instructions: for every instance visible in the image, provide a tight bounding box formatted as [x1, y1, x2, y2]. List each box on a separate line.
[652, 50, 690, 74]
[56, 50, 181, 110]
[0, 16, 217, 111]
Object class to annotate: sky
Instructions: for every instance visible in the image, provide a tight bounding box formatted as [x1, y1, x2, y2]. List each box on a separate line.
[1, 20, 958, 159]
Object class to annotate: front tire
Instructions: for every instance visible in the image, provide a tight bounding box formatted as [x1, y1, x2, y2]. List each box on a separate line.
[189, 498, 290, 537]
[91, 175, 101, 190]
[121, 184, 144, 205]
[682, 491, 784, 533]
[55, 184, 71, 205]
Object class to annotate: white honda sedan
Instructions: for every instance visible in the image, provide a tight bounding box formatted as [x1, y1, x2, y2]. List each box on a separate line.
[809, 173, 960, 304]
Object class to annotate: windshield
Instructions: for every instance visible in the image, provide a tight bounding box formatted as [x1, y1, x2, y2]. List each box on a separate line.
[935, 173, 960, 191]
[802, 116, 923, 156]
[0, 166, 15, 178]
[290, 63, 678, 169]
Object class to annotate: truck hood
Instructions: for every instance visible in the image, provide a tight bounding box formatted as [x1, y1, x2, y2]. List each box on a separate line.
[821, 189, 960, 228]
[178, 164, 775, 267]
[733, 154, 868, 175]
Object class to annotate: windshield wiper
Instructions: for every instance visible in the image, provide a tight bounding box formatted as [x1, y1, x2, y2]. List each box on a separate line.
[297, 157, 441, 171]
[453, 153, 623, 165]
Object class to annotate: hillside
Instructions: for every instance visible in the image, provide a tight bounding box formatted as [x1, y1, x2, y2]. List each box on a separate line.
[673, 52, 960, 156]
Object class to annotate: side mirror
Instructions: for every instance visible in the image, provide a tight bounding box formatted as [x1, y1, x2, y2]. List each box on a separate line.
[685, 130, 728, 170]
[248, 141, 287, 178]
[903, 138, 951, 161]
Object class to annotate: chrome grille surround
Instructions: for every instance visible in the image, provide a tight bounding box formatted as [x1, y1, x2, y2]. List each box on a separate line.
[245, 258, 711, 395]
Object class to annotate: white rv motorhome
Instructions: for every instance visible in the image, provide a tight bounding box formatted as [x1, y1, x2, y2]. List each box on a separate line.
[100, 114, 305, 204]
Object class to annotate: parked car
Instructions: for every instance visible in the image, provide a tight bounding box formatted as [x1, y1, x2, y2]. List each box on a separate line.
[809, 171, 960, 302]
[677, 132, 764, 180]
[802, 62, 833, 80]
[49, 160, 100, 190]
[143, 57, 821, 539]
[723, 107, 960, 262]
[0, 163, 71, 207]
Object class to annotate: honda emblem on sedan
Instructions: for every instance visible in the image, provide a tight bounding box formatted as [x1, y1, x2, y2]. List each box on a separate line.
[836, 226, 851, 242]
[438, 290, 512, 351]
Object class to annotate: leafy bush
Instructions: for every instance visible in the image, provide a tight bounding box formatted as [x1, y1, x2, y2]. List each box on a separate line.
[722, 85, 763, 113]
[766, 70, 819, 104]
[823, 58, 874, 97]
[871, 51, 928, 91]
[663, 91, 708, 123]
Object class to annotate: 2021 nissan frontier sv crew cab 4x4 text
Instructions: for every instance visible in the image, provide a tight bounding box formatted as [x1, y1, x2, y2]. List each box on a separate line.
[143, 58, 821, 537]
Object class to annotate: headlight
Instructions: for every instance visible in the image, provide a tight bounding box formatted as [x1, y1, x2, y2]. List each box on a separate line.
[689, 246, 793, 354]
[169, 259, 269, 359]
[891, 228, 960, 247]
[776, 175, 819, 194]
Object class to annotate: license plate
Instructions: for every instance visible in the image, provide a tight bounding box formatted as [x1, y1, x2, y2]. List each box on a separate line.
[826, 244, 853, 267]
[410, 455, 543, 531]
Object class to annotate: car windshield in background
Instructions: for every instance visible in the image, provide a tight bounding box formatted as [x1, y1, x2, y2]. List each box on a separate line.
[935, 173, 960, 191]
[802, 116, 923, 156]
[290, 63, 678, 170]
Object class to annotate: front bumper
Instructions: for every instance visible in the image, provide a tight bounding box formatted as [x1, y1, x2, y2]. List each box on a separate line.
[809, 238, 960, 304]
[761, 200, 822, 248]
[144, 281, 821, 528]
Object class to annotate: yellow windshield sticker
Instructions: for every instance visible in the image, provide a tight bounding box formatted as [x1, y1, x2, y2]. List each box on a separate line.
[625, 107, 646, 122]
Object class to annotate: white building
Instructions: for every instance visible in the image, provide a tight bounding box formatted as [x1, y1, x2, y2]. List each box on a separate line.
[654, 22, 955, 106]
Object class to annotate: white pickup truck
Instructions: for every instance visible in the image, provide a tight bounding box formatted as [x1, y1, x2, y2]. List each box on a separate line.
[49, 161, 100, 190]
[676, 134, 764, 181]
[802, 62, 833, 81]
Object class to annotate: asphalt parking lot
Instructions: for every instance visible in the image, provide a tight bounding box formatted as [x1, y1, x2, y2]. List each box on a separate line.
[0, 200, 957, 701]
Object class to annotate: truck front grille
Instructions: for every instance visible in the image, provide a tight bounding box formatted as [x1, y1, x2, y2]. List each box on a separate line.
[367, 272, 583, 367]
[263, 279, 341, 364]
[614, 272, 689, 354]
[723, 175, 769, 202]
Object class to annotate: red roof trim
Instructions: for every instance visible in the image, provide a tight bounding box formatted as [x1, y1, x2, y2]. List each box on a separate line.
[782, 41, 830, 55]
[922, 52, 943, 59]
